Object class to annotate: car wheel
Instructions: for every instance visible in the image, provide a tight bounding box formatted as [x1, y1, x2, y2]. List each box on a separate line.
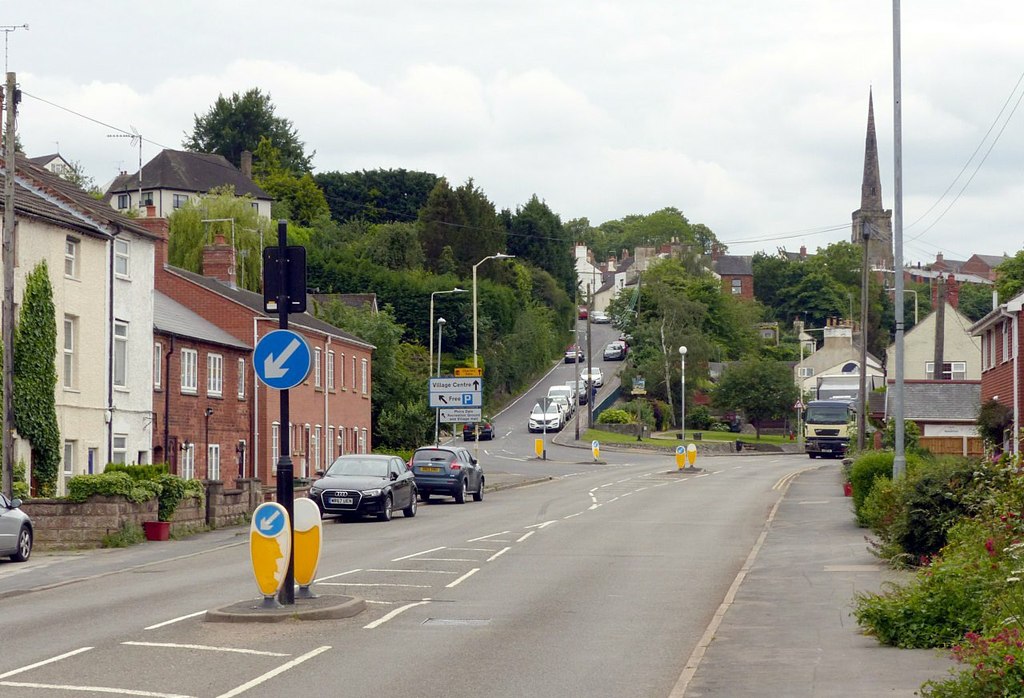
[473, 478, 484, 502]
[377, 495, 393, 521]
[11, 525, 31, 562]
[454, 479, 467, 504]
[404, 490, 418, 518]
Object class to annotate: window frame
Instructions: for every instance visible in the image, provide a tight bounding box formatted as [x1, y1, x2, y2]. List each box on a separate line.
[154, 342, 163, 389]
[208, 443, 221, 481]
[181, 349, 198, 394]
[207, 353, 224, 397]
[237, 357, 246, 399]
[113, 320, 129, 389]
[326, 350, 335, 390]
[114, 237, 130, 278]
[64, 237, 79, 278]
[63, 316, 76, 389]
[314, 347, 322, 389]
[112, 434, 128, 464]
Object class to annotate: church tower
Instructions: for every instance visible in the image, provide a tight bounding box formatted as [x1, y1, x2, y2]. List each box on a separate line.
[851, 90, 893, 269]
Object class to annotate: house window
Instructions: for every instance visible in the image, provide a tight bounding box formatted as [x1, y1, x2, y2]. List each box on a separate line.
[340, 353, 346, 388]
[313, 426, 321, 470]
[237, 358, 246, 399]
[731, 278, 742, 294]
[208, 353, 223, 396]
[114, 238, 130, 277]
[117, 194, 130, 210]
[352, 357, 356, 390]
[63, 441, 75, 477]
[181, 443, 195, 480]
[173, 194, 190, 209]
[181, 349, 198, 394]
[113, 321, 129, 388]
[361, 358, 368, 395]
[112, 434, 128, 464]
[154, 342, 162, 389]
[141, 191, 154, 207]
[798, 367, 815, 378]
[208, 444, 221, 481]
[352, 427, 359, 454]
[63, 316, 76, 389]
[326, 350, 335, 390]
[926, 361, 967, 381]
[989, 330, 996, 370]
[271, 422, 280, 465]
[65, 238, 79, 278]
[1003, 322, 1010, 363]
[338, 425, 345, 455]
[314, 347, 322, 389]
[326, 427, 335, 465]
[360, 428, 368, 454]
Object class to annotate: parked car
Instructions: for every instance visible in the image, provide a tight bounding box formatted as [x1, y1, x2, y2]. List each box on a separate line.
[410, 446, 485, 503]
[591, 310, 611, 324]
[528, 401, 563, 432]
[547, 386, 575, 417]
[462, 419, 495, 441]
[548, 394, 573, 420]
[578, 306, 589, 319]
[581, 367, 604, 388]
[308, 454, 417, 521]
[564, 344, 585, 363]
[0, 493, 32, 562]
[568, 379, 588, 404]
[603, 341, 627, 360]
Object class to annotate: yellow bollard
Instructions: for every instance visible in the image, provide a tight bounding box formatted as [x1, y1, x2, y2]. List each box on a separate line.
[592, 440, 600, 460]
[687, 442, 698, 467]
[675, 445, 686, 470]
[535, 438, 544, 458]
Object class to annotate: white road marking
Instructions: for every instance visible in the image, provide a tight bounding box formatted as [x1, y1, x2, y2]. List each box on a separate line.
[621, 492, 633, 498]
[319, 582, 431, 588]
[516, 531, 535, 543]
[365, 569, 457, 575]
[525, 521, 557, 529]
[448, 547, 498, 552]
[364, 599, 432, 629]
[589, 504, 600, 510]
[0, 647, 93, 679]
[412, 557, 478, 562]
[467, 531, 510, 542]
[799, 500, 832, 505]
[617, 478, 632, 483]
[392, 546, 445, 562]
[601, 483, 614, 488]
[563, 512, 584, 519]
[215, 645, 331, 697]
[0, 682, 193, 698]
[122, 642, 287, 657]
[144, 611, 207, 630]
[446, 568, 480, 588]
[316, 569, 362, 581]
[486, 547, 511, 562]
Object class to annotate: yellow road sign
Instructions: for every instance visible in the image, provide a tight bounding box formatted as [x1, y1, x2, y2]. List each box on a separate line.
[292, 498, 323, 588]
[249, 502, 291, 598]
[455, 367, 483, 377]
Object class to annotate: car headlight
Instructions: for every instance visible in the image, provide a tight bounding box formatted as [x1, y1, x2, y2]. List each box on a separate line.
[361, 488, 382, 497]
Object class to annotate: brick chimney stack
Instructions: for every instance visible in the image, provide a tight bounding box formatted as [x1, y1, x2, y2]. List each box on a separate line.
[240, 150, 253, 180]
[202, 232, 236, 288]
[799, 245, 807, 259]
[946, 272, 959, 309]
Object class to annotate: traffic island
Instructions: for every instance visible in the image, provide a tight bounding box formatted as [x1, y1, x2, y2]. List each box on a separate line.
[205, 594, 365, 623]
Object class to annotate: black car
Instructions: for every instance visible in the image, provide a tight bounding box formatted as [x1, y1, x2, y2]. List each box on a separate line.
[308, 454, 417, 521]
[463, 419, 494, 441]
[410, 446, 484, 503]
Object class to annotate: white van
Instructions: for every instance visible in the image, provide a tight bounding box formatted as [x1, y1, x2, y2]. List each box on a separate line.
[547, 385, 575, 417]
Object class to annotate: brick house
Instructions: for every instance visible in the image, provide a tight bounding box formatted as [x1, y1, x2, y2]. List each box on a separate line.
[961, 254, 1008, 282]
[970, 290, 1024, 453]
[147, 218, 373, 486]
[152, 290, 252, 488]
[710, 248, 754, 300]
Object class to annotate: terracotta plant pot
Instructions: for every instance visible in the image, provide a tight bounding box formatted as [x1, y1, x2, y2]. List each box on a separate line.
[143, 521, 170, 541]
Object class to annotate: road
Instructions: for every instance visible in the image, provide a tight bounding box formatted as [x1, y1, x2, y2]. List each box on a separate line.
[0, 327, 817, 697]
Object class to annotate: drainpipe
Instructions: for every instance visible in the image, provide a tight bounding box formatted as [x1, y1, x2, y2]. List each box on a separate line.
[324, 334, 331, 469]
[163, 336, 174, 468]
[107, 232, 117, 464]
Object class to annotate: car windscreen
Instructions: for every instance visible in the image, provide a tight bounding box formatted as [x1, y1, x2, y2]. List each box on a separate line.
[326, 458, 388, 477]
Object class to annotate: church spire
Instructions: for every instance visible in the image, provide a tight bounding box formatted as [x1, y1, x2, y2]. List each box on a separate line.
[861, 89, 883, 210]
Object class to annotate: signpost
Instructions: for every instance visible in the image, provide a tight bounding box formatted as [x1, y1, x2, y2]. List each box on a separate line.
[439, 407, 482, 423]
[454, 367, 483, 377]
[430, 378, 484, 441]
[592, 439, 600, 461]
[253, 220, 307, 606]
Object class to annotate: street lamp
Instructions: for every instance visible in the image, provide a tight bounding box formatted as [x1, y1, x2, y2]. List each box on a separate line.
[434, 317, 446, 446]
[429, 288, 466, 374]
[678, 346, 687, 438]
[472, 253, 515, 368]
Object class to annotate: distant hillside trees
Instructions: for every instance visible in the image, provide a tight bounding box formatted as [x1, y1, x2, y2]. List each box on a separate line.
[315, 168, 439, 224]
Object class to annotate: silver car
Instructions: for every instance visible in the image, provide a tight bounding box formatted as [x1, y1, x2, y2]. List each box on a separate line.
[0, 493, 32, 562]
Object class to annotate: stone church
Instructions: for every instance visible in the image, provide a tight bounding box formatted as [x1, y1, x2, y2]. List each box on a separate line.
[851, 91, 894, 270]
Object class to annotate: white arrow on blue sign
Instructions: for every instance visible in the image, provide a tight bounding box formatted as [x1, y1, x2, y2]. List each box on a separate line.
[254, 329, 312, 390]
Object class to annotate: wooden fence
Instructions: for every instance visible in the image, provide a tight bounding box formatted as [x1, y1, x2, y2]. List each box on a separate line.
[919, 436, 984, 458]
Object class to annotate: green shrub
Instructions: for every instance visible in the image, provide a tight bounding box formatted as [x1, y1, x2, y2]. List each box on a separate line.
[895, 458, 981, 560]
[101, 521, 145, 548]
[66, 472, 158, 504]
[597, 408, 632, 424]
[922, 628, 1024, 697]
[105, 463, 169, 480]
[688, 405, 713, 431]
[12, 458, 28, 500]
[849, 451, 896, 524]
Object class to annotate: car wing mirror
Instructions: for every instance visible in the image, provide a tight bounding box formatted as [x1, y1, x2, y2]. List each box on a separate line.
[390, 472, 399, 481]
[316, 469, 325, 478]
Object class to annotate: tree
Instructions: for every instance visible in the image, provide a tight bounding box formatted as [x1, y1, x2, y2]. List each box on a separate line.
[507, 195, 575, 295]
[184, 88, 313, 174]
[251, 138, 329, 226]
[60, 160, 104, 199]
[713, 358, 799, 438]
[315, 168, 439, 224]
[958, 281, 994, 322]
[13, 262, 61, 496]
[418, 178, 505, 276]
[996, 250, 1024, 302]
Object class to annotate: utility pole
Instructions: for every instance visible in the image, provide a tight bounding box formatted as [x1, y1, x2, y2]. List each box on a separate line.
[933, 274, 947, 380]
[858, 220, 870, 451]
[2, 72, 16, 498]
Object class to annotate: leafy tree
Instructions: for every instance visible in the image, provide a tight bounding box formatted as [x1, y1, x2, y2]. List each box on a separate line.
[958, 281, 994, 322]
[315, 168, 439, 224]
[418, 178, 506, 276]
[977, 398, 1012, 448]
[507, 195, 575, 295]
[364, 222, 424, 271]
[250, 138, 329, 226]
[184, 88, 313, 174]
[167, 187, 271, 292]
[713, 358, 799, 438]
[13, 262, 61, 496]
[995, 250, 1024, 301]
[59, 160, 104, 199]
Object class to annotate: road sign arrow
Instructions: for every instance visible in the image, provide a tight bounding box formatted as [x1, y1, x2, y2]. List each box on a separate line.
[263, 338, 301, 379]
[473, 379, 480, 390]
[259, 509, 282, 533]
[439, 395, 449, 404]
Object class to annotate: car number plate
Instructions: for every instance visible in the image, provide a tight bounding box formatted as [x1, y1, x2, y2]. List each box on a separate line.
[419, 466, 442, 473]
[329, 497, 354, 505]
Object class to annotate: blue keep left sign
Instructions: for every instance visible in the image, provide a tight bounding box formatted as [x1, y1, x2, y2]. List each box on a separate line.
[254, 329, 312, 390]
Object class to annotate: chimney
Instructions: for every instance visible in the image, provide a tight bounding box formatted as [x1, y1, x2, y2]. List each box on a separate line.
[799, 245, 806, 259]
[136, 217, 171, 275]
[946, 272, 959, 309]
[935, 252, 944, 267]
[711, 244, 722, 262]
[240, 150, 253, 180]
[202, 232, 236, 288]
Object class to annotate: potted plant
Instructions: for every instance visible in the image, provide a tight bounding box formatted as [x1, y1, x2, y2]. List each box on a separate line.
[143, 474, 188, 541]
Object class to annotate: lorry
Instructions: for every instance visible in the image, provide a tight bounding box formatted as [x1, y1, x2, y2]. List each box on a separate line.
[803, 400, 854, 459]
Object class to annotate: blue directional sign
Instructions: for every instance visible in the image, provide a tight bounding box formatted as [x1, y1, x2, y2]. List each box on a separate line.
[254, 329, 312, 390]
[253, 502, 287, 537]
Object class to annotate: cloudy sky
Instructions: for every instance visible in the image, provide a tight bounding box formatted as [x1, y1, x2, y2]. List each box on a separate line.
[5, 1, 1022, 263]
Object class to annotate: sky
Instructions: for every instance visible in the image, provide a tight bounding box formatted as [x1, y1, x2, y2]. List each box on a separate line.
[4, 1, 1023, 264]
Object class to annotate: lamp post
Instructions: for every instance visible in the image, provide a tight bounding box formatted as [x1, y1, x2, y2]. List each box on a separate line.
[434, 317, 446, 445]
[678, 346, 687, 438]
[429, 288, 466, 374]
[472, 253, 515, 368]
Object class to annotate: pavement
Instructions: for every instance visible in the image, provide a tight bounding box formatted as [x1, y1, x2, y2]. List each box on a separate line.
[676, 461, 956, 697]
